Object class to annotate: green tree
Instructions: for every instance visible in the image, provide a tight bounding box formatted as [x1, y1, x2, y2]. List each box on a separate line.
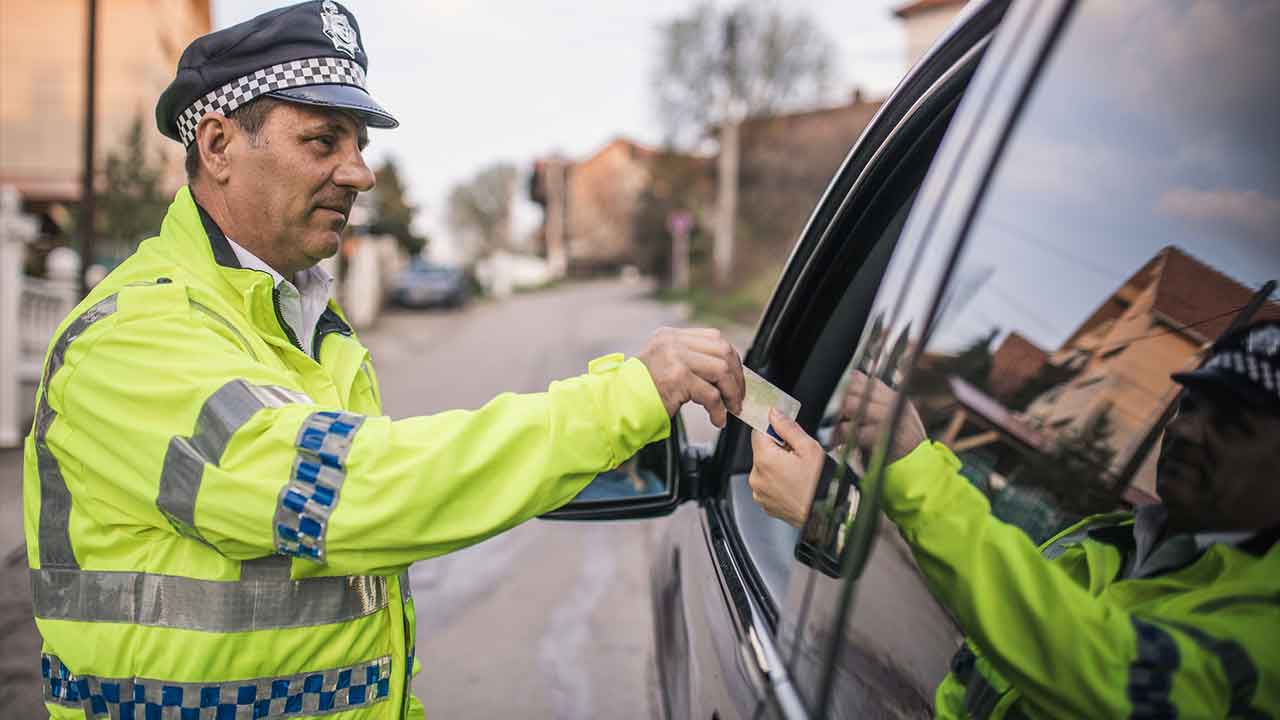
[368, 158, 426, 256]
[938, 329, 999, 392]
[447, 163, 518, 258]
[1015, 409, 1123, 518]
[98, 114, 171, 260]
[652, 1, 835, 148]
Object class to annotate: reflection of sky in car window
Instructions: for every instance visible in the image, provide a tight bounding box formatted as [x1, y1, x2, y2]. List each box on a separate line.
[931, 1, 1280, 353]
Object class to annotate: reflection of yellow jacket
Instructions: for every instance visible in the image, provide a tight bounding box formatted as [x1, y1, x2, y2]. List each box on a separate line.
[25, 187, 669, 719]
[883, 441, 1280, 719]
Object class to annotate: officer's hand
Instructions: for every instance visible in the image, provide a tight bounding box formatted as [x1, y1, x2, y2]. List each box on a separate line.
[837, 371, 926, 464]
[637, 327, 744, 427]
[748, 409, 824, 529]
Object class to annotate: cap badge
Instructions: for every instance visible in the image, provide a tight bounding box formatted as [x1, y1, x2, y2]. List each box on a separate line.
[321, 1, 360, 59]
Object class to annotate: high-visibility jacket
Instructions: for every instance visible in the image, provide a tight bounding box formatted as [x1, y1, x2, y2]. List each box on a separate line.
[880, 441, 1280, 719]
[24, 186, 670, 719]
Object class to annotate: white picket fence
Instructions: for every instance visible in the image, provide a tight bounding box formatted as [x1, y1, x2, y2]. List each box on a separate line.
[1, 187, 80, 447]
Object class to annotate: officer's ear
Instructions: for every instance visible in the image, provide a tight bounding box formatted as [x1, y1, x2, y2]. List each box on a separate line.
[193, 113, 237, 185]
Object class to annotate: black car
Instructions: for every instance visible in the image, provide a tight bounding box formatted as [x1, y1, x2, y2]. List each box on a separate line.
[389, 260, 467, 309]
[544, 0, 1279, 716]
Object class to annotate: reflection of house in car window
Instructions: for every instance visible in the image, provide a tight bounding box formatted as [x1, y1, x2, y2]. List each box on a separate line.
[1015, 246, 1280, 498]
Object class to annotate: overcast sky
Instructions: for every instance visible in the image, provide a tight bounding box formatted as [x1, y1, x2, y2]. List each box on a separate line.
[213, 1, 910, 248]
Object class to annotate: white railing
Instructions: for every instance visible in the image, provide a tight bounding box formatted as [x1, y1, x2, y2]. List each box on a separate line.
[1, 186, 79, 447]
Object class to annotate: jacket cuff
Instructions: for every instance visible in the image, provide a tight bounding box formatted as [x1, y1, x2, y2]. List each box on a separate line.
[585, 354, 671, 465]
[882, 439, 971, 533]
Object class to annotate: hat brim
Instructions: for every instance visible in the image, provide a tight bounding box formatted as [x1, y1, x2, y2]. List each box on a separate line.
[266, 83, 398, 129]
[1171, 367, 1278, 411]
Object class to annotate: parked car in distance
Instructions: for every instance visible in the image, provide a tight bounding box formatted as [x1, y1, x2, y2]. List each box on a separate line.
[541, 0, 1280, 717]
[388, 259, 467, 309]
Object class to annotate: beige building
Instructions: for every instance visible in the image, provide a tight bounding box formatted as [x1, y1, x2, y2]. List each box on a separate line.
[0, 0, 211, 203]
[1026, 247, 1280, 495]
[893, 0, 968, 66]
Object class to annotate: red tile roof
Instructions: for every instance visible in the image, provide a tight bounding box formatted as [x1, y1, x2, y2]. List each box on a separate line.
[1064, 246, 1280, 350]
[989, 332, 1049, 401]
[1149, 247, 1280, 343]
[893, 0, 967, 19]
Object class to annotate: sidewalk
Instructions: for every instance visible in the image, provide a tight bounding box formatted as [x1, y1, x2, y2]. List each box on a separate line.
[0, 447, 41, 717]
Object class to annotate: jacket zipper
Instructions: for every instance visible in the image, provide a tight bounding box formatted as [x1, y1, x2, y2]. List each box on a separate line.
[191, 300, 259, 361]
[271, 286, 305, 355]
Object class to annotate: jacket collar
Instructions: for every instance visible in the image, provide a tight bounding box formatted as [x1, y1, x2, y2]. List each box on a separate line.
[160, 186, 356, 354]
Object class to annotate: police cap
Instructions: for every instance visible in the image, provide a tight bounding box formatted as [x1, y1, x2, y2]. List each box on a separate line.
[156, 0, 398, 146]
[1173, 320, 1280, 413]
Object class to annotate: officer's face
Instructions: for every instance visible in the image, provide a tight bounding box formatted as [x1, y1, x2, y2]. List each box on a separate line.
[1157, 385, 1280, 533]
[230, 102, 374, 274]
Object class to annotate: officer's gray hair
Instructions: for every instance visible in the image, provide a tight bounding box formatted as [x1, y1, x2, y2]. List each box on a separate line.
[184, 96, 285, 181]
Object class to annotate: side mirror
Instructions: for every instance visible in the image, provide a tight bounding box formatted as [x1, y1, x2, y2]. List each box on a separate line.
[540, 414, 698, 521]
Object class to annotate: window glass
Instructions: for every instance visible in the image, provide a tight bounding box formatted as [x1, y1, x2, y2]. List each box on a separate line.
[814, 1, 1280, 713]
[909, 0, 1280, 541]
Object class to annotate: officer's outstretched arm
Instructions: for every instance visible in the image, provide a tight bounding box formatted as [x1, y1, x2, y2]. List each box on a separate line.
[52, 290, 669, 577]
[883, 441, 1272, 718]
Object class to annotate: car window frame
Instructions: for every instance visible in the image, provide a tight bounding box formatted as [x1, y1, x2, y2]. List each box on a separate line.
[804, 0, 1079, 715]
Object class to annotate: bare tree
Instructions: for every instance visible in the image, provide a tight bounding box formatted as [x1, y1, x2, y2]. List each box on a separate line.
[652, 1, 836, 148]
[446, 163, 518, 259]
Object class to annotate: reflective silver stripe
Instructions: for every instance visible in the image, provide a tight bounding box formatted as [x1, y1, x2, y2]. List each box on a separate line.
[31, 564, 389, 632]
[398, 569, 413, 603]
[35, 295, 119, 570]
[43, 652, 393, 718]
[1128, 617, 1179, 719]
[191, 298, 259, 361]
[273, 411, 365, 562]
[1160, 619, 1263, 718]
[157, 379, 311, 541]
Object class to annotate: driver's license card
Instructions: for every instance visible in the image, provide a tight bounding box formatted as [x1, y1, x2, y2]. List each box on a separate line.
[734, 368, 801, 444]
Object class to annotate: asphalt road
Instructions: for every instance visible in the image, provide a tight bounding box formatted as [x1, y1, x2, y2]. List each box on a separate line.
[0, 277, 734, 719]
[365, 278, 721, 719]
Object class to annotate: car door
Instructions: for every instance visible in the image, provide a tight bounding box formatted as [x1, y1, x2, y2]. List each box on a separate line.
[796, 0, 1280, 716]
[542, 3, 1017, 718]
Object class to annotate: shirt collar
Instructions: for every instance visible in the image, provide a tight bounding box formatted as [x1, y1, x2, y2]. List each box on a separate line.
[224, 237, 333, 293]
[1128, 504, 1258, 578]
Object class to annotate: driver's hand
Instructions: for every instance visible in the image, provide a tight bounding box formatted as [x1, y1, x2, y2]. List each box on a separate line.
[748, 409, 825, 529]
[837, 371, 927, 464]
[637, 327, 744, 427]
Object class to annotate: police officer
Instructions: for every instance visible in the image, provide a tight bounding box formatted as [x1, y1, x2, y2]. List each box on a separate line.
[26, 3, 744, 718]
[749, 320, 1280, 717]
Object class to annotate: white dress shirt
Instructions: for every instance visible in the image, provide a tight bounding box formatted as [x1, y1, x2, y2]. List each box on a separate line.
[226, 238, 334, 358]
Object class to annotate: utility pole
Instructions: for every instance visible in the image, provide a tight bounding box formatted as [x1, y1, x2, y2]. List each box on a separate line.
[713, 13, 742, 290]
[544, 157, 568, 278]
[78, 0, 99, 299]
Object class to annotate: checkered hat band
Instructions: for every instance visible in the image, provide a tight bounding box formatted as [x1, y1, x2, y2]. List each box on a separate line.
[1204, 351, 1280, 401]
[177, 57, 367, 146]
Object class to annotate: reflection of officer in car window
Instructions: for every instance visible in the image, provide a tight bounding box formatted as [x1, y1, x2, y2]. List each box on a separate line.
[748, 321, 1280, 717]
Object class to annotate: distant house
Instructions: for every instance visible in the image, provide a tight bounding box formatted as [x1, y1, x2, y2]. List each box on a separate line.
[530, 138, 712, 277]
[893, 0, 969, 66]
[731, 93, 884, 273]
[0, 0, 211, 206]
[1024, 246, 1280, 496]
[988, 331, 1049, 404]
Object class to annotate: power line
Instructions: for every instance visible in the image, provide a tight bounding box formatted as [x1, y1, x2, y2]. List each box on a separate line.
[1091, 301, 1273, 354]
[983, 213, 1129, 286]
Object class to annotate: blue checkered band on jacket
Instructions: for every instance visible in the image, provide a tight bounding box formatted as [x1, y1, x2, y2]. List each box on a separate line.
[1205, 351, 1279, 399]
[1128, 617, 1180, 719]
[176, 57, 367, 146]
[42, 653, 391, 719]
[274, 410, 365, 560]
